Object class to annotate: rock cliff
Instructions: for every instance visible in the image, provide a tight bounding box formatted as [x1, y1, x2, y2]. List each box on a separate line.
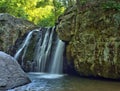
[56, 1, 120, 79]
[0, 13, 37, 53]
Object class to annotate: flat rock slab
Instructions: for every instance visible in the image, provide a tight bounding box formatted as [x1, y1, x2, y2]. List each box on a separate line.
[0, 51, 31, 90]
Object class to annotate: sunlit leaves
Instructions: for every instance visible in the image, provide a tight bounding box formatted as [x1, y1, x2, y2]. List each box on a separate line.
[0, 0, 65, 26]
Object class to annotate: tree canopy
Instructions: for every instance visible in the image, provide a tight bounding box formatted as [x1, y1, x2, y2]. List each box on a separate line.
[0, 0, 76, 27]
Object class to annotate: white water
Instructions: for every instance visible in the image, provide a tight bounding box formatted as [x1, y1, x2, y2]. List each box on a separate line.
[34, 27, 55, 72]
[34, 27, 65, 73]
[28, 72, 64, 79]
[50, 39, 65, 74]
[14, 27, 65, 74]
[14, 29, 39, 64]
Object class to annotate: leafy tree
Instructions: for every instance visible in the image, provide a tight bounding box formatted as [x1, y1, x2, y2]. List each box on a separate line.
[0, 0, 80, 26]
[0, 0, 28, 19]
[0, 0, 65, 26]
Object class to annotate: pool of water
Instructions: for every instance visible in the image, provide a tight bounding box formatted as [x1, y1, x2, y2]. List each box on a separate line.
[8, 72, 120, 91]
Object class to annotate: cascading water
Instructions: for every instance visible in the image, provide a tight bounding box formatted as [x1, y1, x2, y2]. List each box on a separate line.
[34, 27, 55, 72]
[14, 29, 39, 67]
[14, 27, 65, 74]
[49, 39, 65, 74]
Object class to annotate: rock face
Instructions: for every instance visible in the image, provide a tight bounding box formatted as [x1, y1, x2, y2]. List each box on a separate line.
[56, 1, 120, 79]
[0, 51, 31, 90]
[0, 13, 37, 53]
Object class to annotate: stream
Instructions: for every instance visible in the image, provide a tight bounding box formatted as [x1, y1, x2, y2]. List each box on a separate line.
[8, 72, 120, 91]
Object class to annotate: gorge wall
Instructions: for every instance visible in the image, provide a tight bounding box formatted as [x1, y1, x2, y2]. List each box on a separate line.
[0, 13, 37, 53]
[56, 1, 120, 79]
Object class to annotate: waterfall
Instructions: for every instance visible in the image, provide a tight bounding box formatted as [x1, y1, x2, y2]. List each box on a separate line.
[14, 27, 65, 74]
[14, 29, 39, 66]
[34, 27, 55, 72]
[49, 39, 65, 74]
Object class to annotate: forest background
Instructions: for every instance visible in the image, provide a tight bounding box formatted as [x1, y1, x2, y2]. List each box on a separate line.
[0, 0, 76, 27]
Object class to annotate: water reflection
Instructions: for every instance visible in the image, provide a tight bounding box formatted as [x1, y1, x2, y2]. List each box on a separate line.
[8, 72, 120, 91]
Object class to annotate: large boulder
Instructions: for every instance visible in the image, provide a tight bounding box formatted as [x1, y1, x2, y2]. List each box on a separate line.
[0, 13, 37, 53]
[0, 51, 31, 90]
[56, 1, 120, 79]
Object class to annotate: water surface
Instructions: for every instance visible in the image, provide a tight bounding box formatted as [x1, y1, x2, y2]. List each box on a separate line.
[8, 72, 120, 91]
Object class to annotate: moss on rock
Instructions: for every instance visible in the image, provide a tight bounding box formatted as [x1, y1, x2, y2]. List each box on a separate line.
[0, 13, 37, 53]
[56, 0, 120, 79]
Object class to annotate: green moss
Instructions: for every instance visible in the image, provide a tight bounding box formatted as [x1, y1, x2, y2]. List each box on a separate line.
[56, 1, 120, 79]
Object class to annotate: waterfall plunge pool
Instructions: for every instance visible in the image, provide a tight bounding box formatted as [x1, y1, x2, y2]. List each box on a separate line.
[28, 72, 65, 79]
[8, 72, 120, 91]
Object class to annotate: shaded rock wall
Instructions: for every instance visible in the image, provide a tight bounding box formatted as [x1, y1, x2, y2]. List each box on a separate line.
[56, 1, 120, 79]
[0, 13, 37, 53]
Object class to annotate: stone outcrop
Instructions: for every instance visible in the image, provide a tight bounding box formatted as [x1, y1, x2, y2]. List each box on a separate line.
[56, 1, 120, 79]
[0, 51, 31, 90]
[0, 13, 37, 53]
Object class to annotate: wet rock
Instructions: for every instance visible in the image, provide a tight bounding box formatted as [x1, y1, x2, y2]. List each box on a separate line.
[0, 79, 7, 87]
[56, 5, 77, 41]
[0, 13, 37, 53]
[56, 1, 120, 79]
[0, 51, 31, 90]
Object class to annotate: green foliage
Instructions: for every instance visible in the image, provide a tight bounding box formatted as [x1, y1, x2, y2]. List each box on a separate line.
[102, 0, 120, 11]
[0, 0, 65, 26]
[0, 0, 28, 19]
[79, 0, 88, 4]
[53, 0, 65, 21]
[38, 13, 55, 27]
[36, 0, 52, 8]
